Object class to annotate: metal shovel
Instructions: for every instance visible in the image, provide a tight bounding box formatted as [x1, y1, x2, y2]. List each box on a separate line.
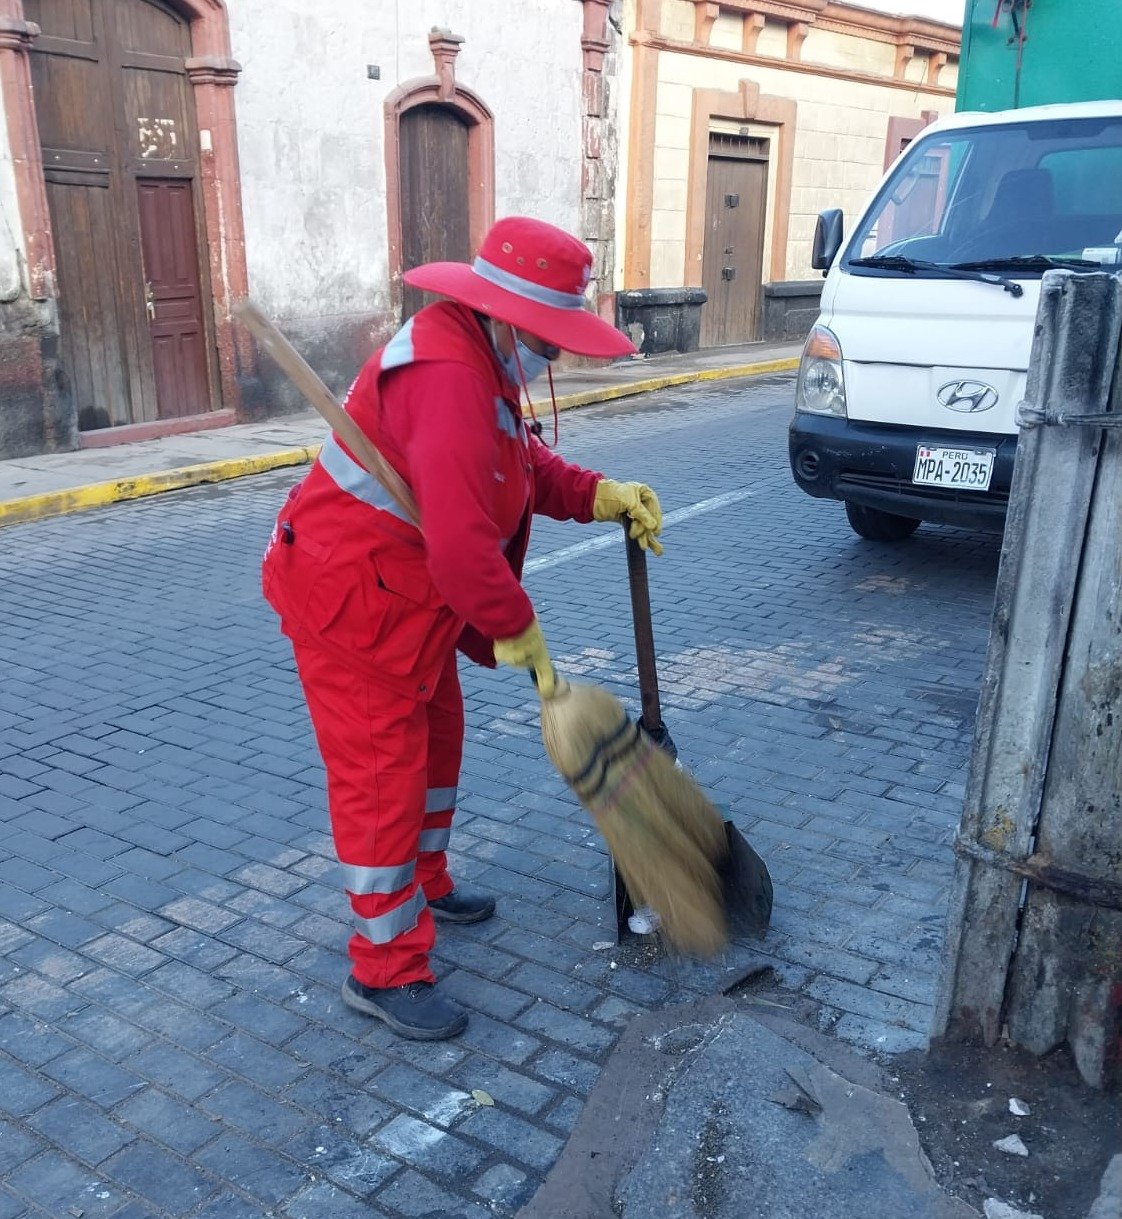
[611, 526, 774, 944]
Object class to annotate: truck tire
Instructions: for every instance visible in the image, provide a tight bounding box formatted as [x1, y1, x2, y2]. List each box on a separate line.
[844, 501, 921, 541]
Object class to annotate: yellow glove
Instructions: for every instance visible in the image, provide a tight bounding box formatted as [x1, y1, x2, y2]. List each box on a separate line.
[593, 479, 664, 555]
[493, 617, 556, 698]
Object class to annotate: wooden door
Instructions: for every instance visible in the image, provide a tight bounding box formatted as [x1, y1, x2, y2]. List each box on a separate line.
[399, 104, 471, 319]
[700, 134, 769, 347]
[137, 179, 210, 416]
[27, 0, 217, 431]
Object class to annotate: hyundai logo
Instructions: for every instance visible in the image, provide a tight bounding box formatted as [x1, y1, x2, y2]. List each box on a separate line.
[937, 380, 999, 413]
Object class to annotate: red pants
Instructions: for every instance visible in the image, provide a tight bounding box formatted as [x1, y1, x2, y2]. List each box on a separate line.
[292, 641, 464, 988]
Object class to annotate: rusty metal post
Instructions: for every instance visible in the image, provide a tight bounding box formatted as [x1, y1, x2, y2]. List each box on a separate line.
[933, 270, 1122, 1087]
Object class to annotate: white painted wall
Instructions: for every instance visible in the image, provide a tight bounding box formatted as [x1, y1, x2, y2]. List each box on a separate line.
[0, 102, 25, 303]
[227, 0, 585, 325]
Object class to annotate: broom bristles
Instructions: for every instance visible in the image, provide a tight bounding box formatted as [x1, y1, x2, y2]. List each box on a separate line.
[540, 680, 729, 957]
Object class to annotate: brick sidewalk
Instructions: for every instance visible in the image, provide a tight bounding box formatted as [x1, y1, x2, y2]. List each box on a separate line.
[0, 376, 1001, 1218]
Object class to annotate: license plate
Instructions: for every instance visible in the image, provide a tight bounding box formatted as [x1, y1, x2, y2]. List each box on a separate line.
[913, 446, 995, 490]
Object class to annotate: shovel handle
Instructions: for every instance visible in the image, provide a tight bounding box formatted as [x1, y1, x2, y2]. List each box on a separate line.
[624, 527, 664, 730]
[234, 300, 420, 527]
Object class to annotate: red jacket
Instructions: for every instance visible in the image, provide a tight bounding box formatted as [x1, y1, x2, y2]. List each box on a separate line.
[263, 301, 601, 700]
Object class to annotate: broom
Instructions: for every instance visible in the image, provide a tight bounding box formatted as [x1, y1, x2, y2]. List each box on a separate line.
[540, 678, 730, 956]
[235, 300, 730, 956]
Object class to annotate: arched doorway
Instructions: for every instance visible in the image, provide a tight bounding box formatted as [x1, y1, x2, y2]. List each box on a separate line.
[384, 31, 494, 325]
[398, 103, 471, 320]
[26, 0, 218, 432]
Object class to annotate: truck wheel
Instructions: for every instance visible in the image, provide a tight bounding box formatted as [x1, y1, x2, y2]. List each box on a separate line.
[844, 502, 921, 541]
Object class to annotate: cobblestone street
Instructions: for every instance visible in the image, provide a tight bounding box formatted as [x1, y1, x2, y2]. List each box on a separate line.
[0, 375, 1004, 1218]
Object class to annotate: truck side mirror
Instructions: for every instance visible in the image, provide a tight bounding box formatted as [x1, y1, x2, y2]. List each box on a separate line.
[811, 209, 844, 273]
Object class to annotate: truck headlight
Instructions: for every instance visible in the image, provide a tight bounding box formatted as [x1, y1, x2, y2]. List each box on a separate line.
[796, 326, 847, 417]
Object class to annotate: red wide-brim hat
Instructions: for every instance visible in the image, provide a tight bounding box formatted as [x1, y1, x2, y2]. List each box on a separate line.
[403, 216, 637, 359]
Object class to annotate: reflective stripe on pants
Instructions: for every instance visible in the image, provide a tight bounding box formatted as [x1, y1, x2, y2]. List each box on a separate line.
[292, 642, 462, 989]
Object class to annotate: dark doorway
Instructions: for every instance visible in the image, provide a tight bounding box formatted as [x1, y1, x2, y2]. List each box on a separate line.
[700, 132, 769, 347]
[27, 0, 218, 431]
[398, 103, 471, 320]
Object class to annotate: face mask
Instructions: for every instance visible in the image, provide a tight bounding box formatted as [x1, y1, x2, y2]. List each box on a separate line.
[492, 324, 552, 385]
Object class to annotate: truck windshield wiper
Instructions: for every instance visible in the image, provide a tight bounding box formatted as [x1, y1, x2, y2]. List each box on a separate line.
[950, 255, 1102, 273]
[849, 254, 1024, 297]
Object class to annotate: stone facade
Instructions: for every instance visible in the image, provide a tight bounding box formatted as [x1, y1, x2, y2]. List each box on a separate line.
[0, 0, 619, 456]
[616, 0, 961, 347]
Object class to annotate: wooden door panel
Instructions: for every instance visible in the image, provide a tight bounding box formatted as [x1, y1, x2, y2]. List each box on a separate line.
[114, 0, 191, 57]
[701, 149, 768, 347]
[31, 0, 216, 430]
[400, 104, 471, 319]
[29, 50, 109, 153]
[23, 0, 95, 41]
[123, 67, 192, 169]
[137, 178, 210, 417]
[48, 182, 134, 428]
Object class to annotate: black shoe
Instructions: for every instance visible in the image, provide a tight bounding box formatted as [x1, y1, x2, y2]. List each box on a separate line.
[341, 976, 468, 1040]
[428, 887, 497, 924]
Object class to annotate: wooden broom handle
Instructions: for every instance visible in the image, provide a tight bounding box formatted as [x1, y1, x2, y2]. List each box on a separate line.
[234, 301, 420, 527]
[624, 527, 664, 730]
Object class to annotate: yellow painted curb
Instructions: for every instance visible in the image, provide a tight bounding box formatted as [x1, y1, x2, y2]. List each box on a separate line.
[553, 356, 799, 411]
[0, 446, 320, 528]
[0, 355, 798, 527]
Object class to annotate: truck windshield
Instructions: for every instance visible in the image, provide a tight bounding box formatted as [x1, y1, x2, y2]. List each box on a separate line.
[843, 115, 1122, 277]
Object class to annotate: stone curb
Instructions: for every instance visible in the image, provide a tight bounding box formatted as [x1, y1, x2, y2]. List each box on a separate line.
[0, 356, 798, 527]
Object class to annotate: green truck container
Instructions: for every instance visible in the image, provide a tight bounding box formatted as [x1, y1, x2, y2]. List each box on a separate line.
[957, 0, 1122, 112]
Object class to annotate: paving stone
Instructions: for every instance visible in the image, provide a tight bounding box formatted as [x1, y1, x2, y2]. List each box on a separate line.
[516, 1000, 616, 1054]
[530, 1049, 602, 1095]
[194, 1131, 310, 1206]
[372, 1113, 487, 1178]
[284, 1125, 402, 1193]
[0, 1009, 71, 1067]
[375, 1168, 493, 1218]
[0, 1058, 61, 1117]
[190, 1191, 275, 1219]
[149, 925, 242, 971]
[457, 1106, 563, 1172]
[0, 974, 84, 1021]
[26, 1096, 134, 1165]
[8, 938, 91, 985]
[283, 1070, 394, 1139]
[504, 962, 602, 1013]
[6, 1150, 126, 1216]
[440, 969, 535, 1022]
[39, 1048, 145, 1109]
[543, 1094, 585, 1135]
[196, 1078, 307, 1146]
[472, 1162, 535, 1215]
[0, 1118, 43, 1176]
[209, 991, 308, 1045]
[370, 1063, 474, 1128]
[115, 1086, 220, 1155]
[56, 1006, 152, 1060]
[127, 1042, 226, 1101]
[284, 1180, 392, 1218]
[286, 1026, 386, 1084]
[449, 1057, 557, 1117]
[102, 1138, 216, 1211]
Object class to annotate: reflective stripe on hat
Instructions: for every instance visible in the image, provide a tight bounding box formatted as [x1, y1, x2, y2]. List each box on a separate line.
[340, 859, 416, 896]
[354, 887, 426, 944]
[473, 256, 585, 310]
[318, 433, 414, 525]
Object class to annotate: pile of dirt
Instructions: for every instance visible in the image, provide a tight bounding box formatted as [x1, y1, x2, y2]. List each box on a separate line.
[892, 1038, 1120, 1219]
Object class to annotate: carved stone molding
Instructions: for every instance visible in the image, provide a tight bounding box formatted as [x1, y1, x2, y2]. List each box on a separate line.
[428, 28, 464, 101]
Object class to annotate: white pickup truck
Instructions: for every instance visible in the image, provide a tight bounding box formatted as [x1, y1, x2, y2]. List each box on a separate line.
[789, 101, 1122, 540]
